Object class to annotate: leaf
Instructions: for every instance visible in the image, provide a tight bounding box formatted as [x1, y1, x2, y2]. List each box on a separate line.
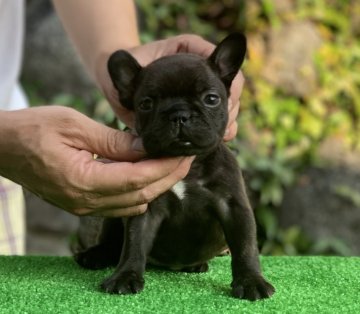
[333, 185, 360, 207]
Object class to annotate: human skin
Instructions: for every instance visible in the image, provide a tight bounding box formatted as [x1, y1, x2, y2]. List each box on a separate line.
[0, 106, 194, 217]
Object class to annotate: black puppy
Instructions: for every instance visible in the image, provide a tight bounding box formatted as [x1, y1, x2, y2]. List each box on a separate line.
[75, 33, 275, 301]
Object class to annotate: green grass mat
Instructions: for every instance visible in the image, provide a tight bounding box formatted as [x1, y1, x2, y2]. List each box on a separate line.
[0, 255, 359, 313]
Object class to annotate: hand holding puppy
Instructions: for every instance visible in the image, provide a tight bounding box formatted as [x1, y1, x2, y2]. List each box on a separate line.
[0, 106, 193, 217]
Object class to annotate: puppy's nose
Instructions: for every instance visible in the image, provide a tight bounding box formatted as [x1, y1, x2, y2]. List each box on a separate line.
[169, 110, 191, 124]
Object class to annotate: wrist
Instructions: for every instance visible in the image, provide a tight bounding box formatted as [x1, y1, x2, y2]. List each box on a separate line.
[0, 110, 22, 176]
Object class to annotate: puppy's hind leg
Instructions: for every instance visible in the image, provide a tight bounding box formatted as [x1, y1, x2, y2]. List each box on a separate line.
[100, 211, 163, 295]
[74, 242, 121, 270]
[74, 218, 123, 270]
[181, 262, 209, 273]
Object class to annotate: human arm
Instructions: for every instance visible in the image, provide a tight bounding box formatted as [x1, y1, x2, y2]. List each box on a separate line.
[0, 106, 193, 217]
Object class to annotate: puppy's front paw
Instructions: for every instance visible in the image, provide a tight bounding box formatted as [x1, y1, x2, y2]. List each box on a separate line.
[231, 276, 275, 301]
[101, 271, 145, 295]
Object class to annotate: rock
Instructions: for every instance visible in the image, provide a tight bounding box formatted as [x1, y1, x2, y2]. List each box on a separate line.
[273, 0, 294, 16]
[279, 138, 360, 255]
[263, 21, 322, 98]
[21, 0, 97, 102]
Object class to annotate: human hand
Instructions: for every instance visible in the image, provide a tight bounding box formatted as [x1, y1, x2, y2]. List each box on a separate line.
[0, 106, 193, 217]
[97, 34, 244, 141]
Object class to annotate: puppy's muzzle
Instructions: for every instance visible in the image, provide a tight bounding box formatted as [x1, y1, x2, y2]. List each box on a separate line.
[167, 109, 194, 147]
[169, 110, 191, 125]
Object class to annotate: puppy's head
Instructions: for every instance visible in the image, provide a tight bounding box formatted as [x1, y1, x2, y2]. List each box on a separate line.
[108, 33, 246, 157]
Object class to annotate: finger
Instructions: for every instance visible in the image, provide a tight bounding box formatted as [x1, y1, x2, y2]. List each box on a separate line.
[223, 98, 240, 142]
[228, 99, 240, 128]
[76, 156, 194, 210]
[111, 106, 135, 129]
[106, 87, 136, 128]
[224, 122, 238, 142]
[72, 119, 145, 162]
[83, 154, 195, 194]
[95, 50, 136, 127]
[230, 71, 245, 106]
[99, 204, 148, 217]
[74, 204, 148, 218]
[174, 34, 215, 57]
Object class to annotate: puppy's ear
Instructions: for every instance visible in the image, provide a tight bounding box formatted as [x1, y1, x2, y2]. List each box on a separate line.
[208, 33, 247, 89]
[108, 50, 142, 110]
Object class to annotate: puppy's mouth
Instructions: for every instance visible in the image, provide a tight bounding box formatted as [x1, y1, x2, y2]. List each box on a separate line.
[143, 136, 218, 157]
[169, 138, 196, 154]
[141, 125, 221, 157]
[166, 137, 217, 156]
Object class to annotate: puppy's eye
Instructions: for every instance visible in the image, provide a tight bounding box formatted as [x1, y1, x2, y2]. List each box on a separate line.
[203, 93, 221, 107]
[138, 98, 153, 111]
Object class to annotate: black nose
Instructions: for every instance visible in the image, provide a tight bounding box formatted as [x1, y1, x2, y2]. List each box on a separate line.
[169, 110, 191, 124]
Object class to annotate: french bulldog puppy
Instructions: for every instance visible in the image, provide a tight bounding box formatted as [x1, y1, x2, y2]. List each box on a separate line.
[75, 33, 275, 301]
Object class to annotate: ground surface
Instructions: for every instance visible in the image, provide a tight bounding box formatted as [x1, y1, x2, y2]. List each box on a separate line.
[1, 255, 359, 313]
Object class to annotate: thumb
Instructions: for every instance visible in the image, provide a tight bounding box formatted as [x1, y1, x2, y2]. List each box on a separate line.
[79, 120, 145, 161]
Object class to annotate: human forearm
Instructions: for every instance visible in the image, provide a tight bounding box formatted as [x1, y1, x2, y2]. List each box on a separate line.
[52, 0, 140, 84]
[0, 110, 25, 176]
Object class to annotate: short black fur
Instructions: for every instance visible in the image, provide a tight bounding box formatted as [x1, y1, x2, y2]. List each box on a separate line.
[74, 33, 275, 301]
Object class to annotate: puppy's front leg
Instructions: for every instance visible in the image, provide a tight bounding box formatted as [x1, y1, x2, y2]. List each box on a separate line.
[101, 212, 160, 294]
[218, 176, 275, 301]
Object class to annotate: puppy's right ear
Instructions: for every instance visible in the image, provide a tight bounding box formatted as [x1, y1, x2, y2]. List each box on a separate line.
[108, 50, 142, 110]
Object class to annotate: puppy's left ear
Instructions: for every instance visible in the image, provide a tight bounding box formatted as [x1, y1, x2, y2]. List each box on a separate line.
[108, 50, 142, 110]
[208, 33, 247, 89]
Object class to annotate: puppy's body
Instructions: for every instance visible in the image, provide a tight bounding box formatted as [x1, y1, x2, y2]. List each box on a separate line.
[144, 143, 241, 270]
[75, 34, 275, 300]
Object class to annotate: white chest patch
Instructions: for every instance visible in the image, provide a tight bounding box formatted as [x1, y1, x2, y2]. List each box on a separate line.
[171, 180, 186, 200]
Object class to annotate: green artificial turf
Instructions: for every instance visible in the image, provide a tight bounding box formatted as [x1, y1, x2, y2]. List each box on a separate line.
[0, 255, 359, 314]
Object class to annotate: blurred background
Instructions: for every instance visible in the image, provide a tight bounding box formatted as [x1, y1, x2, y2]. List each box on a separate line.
[22, 0, 360, 256]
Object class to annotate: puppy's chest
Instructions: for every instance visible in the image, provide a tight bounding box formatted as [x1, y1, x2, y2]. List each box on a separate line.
[148, 178, 229, 267]
[165, 176, 231, 218]
[148, 175, 227, 224]
[146, 161, 233, 267]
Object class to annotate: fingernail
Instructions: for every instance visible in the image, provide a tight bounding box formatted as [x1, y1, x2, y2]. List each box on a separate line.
[132, 137, 145, 152]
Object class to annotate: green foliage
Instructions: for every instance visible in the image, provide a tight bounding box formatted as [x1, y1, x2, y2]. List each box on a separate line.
[238, 0, 359, 255]
[136, 0, 243, 42]
[333, 184, 360, 207]
[256, 206, 352, 256]
[24, 81, 92, 116]
[51, 93, 89, 114]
